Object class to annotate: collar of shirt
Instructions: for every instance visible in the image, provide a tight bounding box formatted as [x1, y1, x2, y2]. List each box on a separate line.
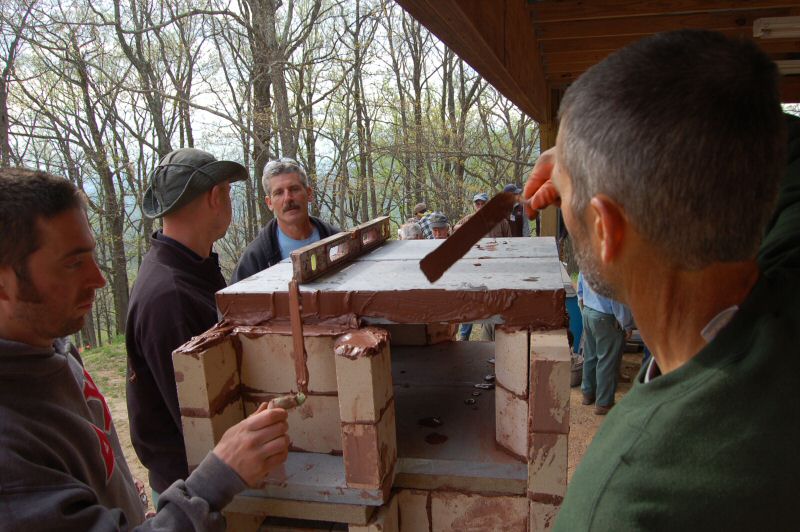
[155, 230, 205, 261]
[643, 305, 739, 383]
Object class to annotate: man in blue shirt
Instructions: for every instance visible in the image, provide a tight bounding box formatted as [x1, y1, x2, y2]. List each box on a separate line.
[577, 272, 633, 414]
[232, 158, 339, 282]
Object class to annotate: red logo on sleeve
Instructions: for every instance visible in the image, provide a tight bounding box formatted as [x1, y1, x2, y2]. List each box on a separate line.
[82, 368, 112, 432]
[83, 368, 115, 483]
[90, 424, 115, 482]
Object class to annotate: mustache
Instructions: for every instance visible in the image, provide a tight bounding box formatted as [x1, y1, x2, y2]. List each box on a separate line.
[283, 201, 300, 212]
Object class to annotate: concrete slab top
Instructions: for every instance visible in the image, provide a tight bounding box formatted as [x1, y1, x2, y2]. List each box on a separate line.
[217, 238, 566, 327]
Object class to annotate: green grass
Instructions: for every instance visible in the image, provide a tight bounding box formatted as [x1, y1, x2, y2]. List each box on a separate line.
[81, 335, 128, 402]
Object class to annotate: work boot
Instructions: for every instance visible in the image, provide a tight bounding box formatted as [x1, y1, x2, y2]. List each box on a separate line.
[594, 404, 614, 415]
[581, 393, 595, 406]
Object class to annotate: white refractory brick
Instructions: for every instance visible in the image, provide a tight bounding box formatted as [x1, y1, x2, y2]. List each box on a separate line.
[398, 490, 430, 532]
[529, 329, 571, 435]
[239, 333, 338, 394]
[342, 403, 397, 489]
[495, 327, 529, 396]
[528, 432, 567, 502]
[350, 494, 398, 532]
[173, 339, 239, 413]
[495, 385, 529, 460]
[181, 401, 243, 470]
[244, 394, 342, 453]
[530, 500, 560, 531]
[173, 339, 245, 470]
[334, 329, 393, 423]
[430, 492, 528, 532]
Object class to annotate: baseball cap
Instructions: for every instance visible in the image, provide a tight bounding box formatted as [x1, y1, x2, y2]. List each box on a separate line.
[427, 212, 450, 228]
[503, 184, 522, 194]
[473, 192, 489, 203]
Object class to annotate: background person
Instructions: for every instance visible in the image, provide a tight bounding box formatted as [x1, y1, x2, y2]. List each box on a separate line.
[453, 192, 512, 237]
[503, 183, 530, 237]
[232, 158, 339, 283]
[428, 212, 450, 239]
[398, 220, 423, 240]
[577, 272, 633, 415]
[126, 148, 245, 504]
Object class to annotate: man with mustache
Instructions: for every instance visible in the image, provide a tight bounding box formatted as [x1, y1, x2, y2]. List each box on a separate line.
[523, 30, 799, 529]
[0, 168, 289, 529]
[231, 158, 340, 283]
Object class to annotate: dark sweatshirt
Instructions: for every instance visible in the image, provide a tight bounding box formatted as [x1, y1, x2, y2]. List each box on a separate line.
[0, 337, 245, 530]
[230, 216, 340, 284]
[126, 232, 226, 492]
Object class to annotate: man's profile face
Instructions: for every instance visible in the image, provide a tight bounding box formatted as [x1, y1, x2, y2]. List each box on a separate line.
[266, 172, 311, 227]
[2, 208, 106, 346]
[473, 200, 485, 212]
[552, 132, 616, 298]
[432, 226, 449, 239]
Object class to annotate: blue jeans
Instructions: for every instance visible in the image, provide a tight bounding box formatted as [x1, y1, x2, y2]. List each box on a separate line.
[459, 323, 473, 341]
[581, 306, 625, 407]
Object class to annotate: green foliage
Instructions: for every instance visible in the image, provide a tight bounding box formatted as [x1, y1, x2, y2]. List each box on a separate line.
[81, 336, 128, 402]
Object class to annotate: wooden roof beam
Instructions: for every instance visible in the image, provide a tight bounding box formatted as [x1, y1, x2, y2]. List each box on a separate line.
[534, 7, 799, 41]
[529, 0, 800, 23]
[538, 30, 798, 55]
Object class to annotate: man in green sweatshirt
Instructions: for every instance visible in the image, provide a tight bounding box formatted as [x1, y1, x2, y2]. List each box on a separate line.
[524, 30, 799, 530]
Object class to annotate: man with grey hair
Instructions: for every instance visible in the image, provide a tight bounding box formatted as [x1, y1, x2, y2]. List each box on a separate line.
[231, 158, 339, 283]
[525, 30, 798, 528]
[398, 220, 423, 240]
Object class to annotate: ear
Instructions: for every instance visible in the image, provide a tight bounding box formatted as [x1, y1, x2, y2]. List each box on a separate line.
[588, 195, 626, 264]
[306, 186, 314, 204]
[208, 184, 222, 208]
[265, 195, 274, 212]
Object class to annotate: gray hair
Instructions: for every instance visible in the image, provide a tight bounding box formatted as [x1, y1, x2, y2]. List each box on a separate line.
[262, 158, 309, 194]
[399, 222, 423, 240]
[558, 30, 785, 269]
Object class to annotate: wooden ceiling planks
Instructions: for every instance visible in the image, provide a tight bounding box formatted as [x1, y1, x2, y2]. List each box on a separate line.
[395, 0, 800, 122]
[395, 0, 548, 121]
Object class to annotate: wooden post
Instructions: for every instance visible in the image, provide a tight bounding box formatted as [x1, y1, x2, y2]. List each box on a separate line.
[538, 88, 563, 238]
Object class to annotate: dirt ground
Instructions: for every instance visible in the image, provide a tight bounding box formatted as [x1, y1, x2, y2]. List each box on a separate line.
[107, 389, 155, 513]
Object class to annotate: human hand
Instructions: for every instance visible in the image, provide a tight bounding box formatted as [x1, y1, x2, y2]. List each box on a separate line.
[523, 148, 560, 219]
[212, 403, 290, 487]
[625, 329, 633, 341]
[133, 478, 148, 510]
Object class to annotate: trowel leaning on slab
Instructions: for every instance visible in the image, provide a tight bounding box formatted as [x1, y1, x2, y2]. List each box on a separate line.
[420, 191, 516, 283]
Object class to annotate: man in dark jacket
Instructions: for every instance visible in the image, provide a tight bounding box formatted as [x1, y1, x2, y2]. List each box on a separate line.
[126, 148, 252, 502]
[231, 158, 339, 283]
[0, 167, 289, 530]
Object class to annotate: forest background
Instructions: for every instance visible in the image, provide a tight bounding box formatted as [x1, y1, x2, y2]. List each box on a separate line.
[1, 0, 544, 347]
